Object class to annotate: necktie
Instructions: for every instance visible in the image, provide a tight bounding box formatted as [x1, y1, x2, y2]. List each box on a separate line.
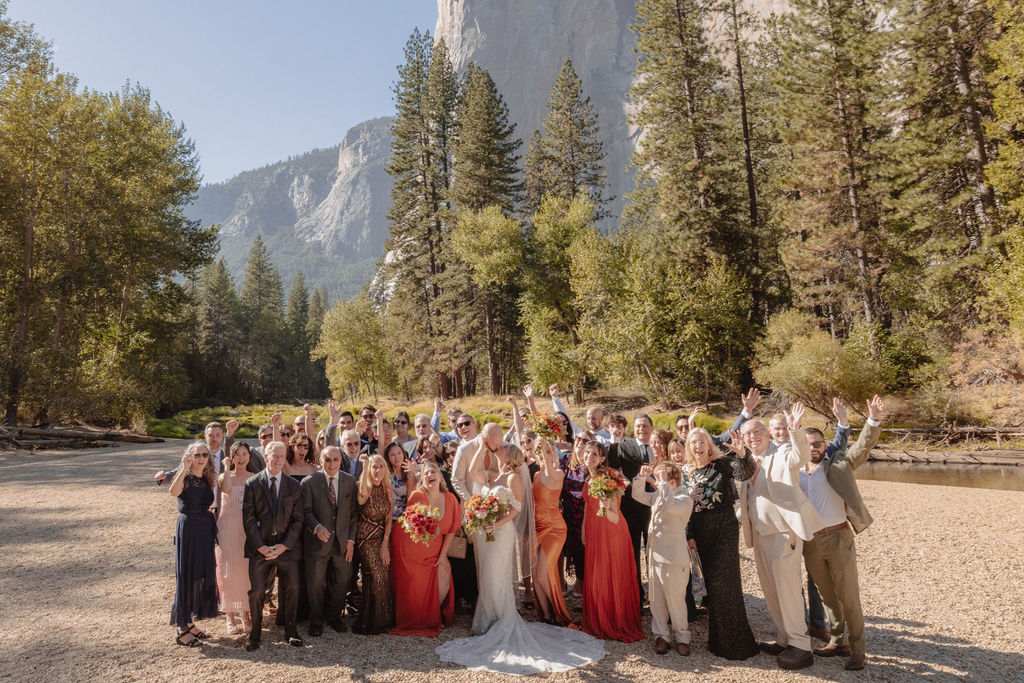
[328, 476, 337, 509]
[270, 475, 279, 508]
[641, 443, 649, 463]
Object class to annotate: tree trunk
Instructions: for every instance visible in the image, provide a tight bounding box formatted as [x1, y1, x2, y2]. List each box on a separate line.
[484, 297, 499, 395]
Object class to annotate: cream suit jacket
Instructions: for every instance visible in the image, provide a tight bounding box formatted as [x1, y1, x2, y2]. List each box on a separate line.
[631, 478, 692, 567]
[736, 427, 825, 547]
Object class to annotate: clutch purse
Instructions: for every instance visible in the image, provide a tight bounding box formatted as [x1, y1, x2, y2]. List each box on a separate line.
[447, 530, 468, 559]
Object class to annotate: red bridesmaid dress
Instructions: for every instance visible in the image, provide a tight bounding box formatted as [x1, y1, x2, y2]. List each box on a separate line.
[581, 481, 643, 642]
[390, 489, 461, 636]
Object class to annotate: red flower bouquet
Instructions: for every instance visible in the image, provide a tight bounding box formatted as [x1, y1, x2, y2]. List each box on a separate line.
[463, 492, 511, 542]
[588, 468, 628, 518]
[398, 502, 441, 545]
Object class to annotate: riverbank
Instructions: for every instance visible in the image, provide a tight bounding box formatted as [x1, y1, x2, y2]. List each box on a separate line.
[0, 441, 1021, 681]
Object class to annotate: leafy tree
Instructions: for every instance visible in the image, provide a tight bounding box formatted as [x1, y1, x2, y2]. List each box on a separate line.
[314, 292, 398, 401]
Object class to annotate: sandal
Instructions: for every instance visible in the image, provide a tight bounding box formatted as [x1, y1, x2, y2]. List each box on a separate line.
[188, 624, 211, 639]
[176, 630, 201, 647]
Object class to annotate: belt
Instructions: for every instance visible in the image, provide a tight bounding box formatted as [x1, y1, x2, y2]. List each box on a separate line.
[814, 522, 848, 537]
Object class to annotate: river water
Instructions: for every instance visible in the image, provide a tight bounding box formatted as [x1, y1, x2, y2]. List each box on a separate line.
[859, 461, 1024, 491]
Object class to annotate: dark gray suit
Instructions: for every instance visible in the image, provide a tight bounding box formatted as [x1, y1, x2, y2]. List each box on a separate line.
[607, 438, 651, 601]
[242, 469, 303, 642]
[301, 471, 359, 628]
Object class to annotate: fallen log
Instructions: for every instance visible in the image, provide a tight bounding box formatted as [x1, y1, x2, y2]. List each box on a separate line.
[3, 427, 163, 444]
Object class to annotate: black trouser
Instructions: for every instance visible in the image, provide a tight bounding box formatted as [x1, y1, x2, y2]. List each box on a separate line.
[623, 508, 650, 602]
[306, 547, 353, 628]
[248, 551, 300, 641]
[451, 542, 478, 605]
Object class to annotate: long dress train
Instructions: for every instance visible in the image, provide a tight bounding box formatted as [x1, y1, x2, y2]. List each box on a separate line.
[435, 484, 605, 675]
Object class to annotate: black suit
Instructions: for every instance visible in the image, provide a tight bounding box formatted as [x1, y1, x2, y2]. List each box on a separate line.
[242, 469, 304, 642]
[300, 471, 359, 629]
[607, 438, 651, 601]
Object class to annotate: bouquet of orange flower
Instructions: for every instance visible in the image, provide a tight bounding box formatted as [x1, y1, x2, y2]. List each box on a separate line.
[527, 411, 565, 440]
[463, 492, 511, 542]
[588, 468, 628, 517]
[398, 503, 441, 545]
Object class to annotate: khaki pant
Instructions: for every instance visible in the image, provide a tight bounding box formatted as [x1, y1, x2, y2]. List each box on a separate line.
[753, 530, 810, 651]
[803, 525, 865, 655]
[649, 559, 690, 644]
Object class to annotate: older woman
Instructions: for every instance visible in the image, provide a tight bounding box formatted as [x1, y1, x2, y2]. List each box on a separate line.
[355, 454, 393, 634]
[216, 441, 253, 635]
[685, 427, 759, 660]
[391, 461, 461, 636]
[168, 441, 219, 646]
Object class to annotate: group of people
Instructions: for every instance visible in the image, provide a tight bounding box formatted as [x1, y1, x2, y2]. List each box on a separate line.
[161, 383, 884, 674]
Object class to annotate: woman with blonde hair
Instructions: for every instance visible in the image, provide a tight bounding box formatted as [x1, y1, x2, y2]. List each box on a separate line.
[355, 454, 394, 634]
[685, 427, 759, 660]
[391, 461, 461, 636]
[168, 441, 219, 646]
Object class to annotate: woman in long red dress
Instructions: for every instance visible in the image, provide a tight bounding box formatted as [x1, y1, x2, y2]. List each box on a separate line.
[390, 461, 460, 636]
[533, 438, 572, 626]
[581, 441, 643, 643]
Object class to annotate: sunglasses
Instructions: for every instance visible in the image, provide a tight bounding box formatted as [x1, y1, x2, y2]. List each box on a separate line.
[456, 420, 473, 428]
[259, 433, 272, 440]
[394, 420, 408, 425]
[194, 453, 210, 458]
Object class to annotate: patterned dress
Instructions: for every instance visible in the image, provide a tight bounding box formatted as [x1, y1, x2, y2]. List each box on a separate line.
[390, 472, 408, 520]
[687, 453, 759, 660]
[355, 483, 393, 634]
[559, 451, 586, 580]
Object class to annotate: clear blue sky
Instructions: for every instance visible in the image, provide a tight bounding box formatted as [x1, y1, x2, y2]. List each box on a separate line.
[8, 0, 438, 184]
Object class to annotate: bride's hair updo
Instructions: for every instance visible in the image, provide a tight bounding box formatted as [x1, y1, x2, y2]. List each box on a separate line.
[504, 445, 525, 469]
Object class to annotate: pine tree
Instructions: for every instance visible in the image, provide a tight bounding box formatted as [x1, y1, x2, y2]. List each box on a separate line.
[986, 0, 1024, 225]
[533, 59, 610, 220]
[239, 235, 285, 400]
[285, 272, 311, 394]
[523, 130, 549, 216]
[196, 259, 242, 400]
[450, 63, 522, 213]
[305, 285, 329, 397]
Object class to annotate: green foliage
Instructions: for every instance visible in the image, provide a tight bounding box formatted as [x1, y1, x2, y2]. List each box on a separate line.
[754, 313, 888, 418]
[986, 0, 1024, 230]
[314, 292, 398, 401]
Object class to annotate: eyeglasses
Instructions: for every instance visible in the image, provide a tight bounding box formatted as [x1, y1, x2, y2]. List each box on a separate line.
[394, 420, 408, 425]
[296, 443, 310, 449]
[343, 441, 360, 448]
[259, 433, 272, 440]
[456, 420, 473, 428]
[281, 431, 293, 438]
[360, 414, 374, 420]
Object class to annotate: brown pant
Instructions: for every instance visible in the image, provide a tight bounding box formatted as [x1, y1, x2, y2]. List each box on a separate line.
[803, 525, 865, 655]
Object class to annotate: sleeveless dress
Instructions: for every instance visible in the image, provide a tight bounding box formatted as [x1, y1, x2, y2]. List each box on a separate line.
[355, 482, 393, 634]
[559, 452, 586, 580]
[215, 481, 249, 612]
[435, 484, 605, 675]
[169, 475, 219, 628]
[390, 489, 461, 636]
[533, 475, 572, 625]
[581, 483, 644, 642]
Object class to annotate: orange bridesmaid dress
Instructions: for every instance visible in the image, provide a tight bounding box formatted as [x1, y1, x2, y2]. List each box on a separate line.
[532, 476, 572, 625]
[581, 484, 643, 642]
[390, 489, 461, 636]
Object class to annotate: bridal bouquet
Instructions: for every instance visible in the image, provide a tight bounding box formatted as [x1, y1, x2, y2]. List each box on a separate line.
[588, 468, 628, 518]
[527, 411, 565, 440]
[463, 490, 512, 542]
[398, 503, 442, 546]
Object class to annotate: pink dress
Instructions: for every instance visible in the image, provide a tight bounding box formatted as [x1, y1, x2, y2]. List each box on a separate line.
[216, 481, 250, 612]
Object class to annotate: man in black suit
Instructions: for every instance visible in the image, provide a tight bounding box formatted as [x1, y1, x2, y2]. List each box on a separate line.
[607, 413, 656, 603]
[300, 445, 359, 637]
[242, 441, 304, 650]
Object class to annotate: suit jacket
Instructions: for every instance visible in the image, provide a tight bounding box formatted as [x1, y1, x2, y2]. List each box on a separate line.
[325, 423, 364, 479]
[607, 438, 651, 518]
[819, 421, 880, 533]
[300, 471, 359, 557]
[631, 478, 692, 567]
[736, 428, 825, 547]
[711, 412, 750, 448]
[242, 469, 304, 557]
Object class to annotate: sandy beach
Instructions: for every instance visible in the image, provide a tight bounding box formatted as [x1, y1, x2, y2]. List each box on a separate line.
[0, 440, 1021, 682]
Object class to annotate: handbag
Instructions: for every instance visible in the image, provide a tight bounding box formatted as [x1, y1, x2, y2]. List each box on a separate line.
[447, 529, 468, 559]
[689, 545, 707, 604]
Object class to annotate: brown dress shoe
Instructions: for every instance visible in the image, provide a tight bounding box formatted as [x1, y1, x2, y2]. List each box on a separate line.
[845, 653, 866, 670]
[808, 626, 831, 642]
[813, 643, 851, 657]
[676, 642, 691, 656]
[654, 637, 670, 655]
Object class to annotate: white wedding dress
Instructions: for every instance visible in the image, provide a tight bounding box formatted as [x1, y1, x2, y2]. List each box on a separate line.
[435, 485, 605, 675]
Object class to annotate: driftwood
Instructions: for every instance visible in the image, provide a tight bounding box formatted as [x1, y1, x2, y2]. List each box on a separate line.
[0, 427, 162, 445]
[867, 446, 1024, 467]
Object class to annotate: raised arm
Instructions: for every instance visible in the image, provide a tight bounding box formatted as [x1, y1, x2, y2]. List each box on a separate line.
[630, 464, 656, 506]
[468, 440, 489, 486]
[431, 397, 443, 433]
[508, 395, 524, 442]
[549, 384, 585, 436]
[523, 384, 538, 416]
[845, 395, 884, 469]
[784, 403, 810, 467]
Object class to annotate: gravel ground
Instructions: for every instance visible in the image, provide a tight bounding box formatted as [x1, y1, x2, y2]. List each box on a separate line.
[1, 441, 1021, 682]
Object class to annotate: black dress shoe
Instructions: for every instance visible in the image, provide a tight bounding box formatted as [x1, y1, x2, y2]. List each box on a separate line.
[777, 646, 814, 670]
[244, 638, 260, 652]
[287, 635, 304, 647]
[328, 620, 347, 633]
[308, 624, 323, 637]
[759, 641, 785, 655]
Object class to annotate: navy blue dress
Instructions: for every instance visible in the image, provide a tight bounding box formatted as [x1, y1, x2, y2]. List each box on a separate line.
[169, 475, 219, 628]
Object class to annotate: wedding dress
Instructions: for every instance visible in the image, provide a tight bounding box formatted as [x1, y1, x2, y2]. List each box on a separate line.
[435, 484, 605, 675]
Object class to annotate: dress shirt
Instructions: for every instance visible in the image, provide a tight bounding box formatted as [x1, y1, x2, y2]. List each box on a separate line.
[799, 462, 847, 527]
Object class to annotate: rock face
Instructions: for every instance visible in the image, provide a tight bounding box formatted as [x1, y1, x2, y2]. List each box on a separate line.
[187, 117, 393, 301]
[436, 0, 639, 228]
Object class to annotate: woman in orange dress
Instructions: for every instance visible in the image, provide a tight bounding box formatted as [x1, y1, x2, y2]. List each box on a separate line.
[390, 461, 461, 636]
[581, 441, 643, 643]
[532, 438, 571, 626]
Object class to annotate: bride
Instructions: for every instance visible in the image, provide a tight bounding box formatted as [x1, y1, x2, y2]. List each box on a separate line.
[435, 431, 605, 675]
